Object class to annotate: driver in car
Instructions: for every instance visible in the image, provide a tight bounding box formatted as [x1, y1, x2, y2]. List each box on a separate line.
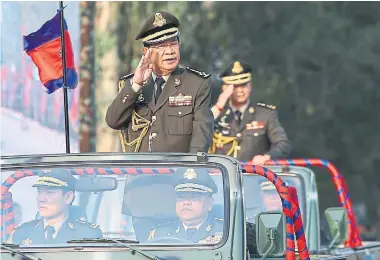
[147, 168, 223, 244]
[260, 181, 282, 211]
[7, 168, 103, 245]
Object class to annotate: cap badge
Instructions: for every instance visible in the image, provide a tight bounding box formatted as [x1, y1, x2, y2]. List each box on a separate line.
[184, 168, 197, 180]
[232, 61, 243, 74]
[153, 13, 166, 27]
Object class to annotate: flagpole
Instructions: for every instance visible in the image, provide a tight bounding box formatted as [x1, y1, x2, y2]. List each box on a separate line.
[58, 1, 71, 153]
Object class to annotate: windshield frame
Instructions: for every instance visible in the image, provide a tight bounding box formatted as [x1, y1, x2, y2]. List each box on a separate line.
[1, 153, 235, 251]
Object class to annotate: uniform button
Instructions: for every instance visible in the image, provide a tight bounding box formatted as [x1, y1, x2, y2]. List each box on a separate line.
[152, 116, 156, 121]
[178, 111, 182, 115]
[237, 133, 242, 138]
[151, 133, 157, 138]
[122, 95, 129, 103]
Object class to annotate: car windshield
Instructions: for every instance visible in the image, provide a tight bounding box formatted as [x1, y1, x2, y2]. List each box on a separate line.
[1, 165, 226, 247]
[243, 174, 306, 224]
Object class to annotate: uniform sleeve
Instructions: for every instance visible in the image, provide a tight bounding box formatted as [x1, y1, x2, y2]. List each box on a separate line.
[266, 110, 291, 159]
[6, 226, 22, 244]
[105, 78, 140, 130]
[189, 78, 214, 153]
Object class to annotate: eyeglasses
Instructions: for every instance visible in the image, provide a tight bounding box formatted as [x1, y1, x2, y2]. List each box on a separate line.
[151, 40, 181, 53]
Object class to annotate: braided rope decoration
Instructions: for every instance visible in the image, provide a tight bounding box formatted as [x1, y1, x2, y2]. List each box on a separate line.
[240, 158, 362, 248]
[243, 165, 310, 260]
[1, 166, 308, 259]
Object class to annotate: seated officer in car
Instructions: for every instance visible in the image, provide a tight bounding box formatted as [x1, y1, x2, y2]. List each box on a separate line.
[7, 169, 103, 245]
[260, 181, 282, 211]
[147, 168, 223, 244]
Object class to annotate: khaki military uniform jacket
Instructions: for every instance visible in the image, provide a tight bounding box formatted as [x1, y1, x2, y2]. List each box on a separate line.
[106, 66, 214, 153]
[7, 218, 102, 245]
[147, 215, 223, 244]
[210, 103, 291, 161]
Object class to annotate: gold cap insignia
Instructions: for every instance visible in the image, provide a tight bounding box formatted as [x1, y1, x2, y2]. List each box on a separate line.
[184, 168, 197, 180]
[232, 61, 243, 74]
[249, 107, 255, 113]
[22, 238, 32, 245]
[153, 13, 166, 27]
[206, 225, 212, 232]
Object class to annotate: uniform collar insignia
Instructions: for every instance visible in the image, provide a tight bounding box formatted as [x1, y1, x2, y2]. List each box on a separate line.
[206, 225, 212, 232]
[22, 238, 32, 245]
[249, 107, 255, 113]
[176, 226, 180, 233]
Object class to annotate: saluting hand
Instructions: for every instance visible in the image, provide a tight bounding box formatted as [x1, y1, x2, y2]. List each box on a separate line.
[216, 84, 234, 108]
[133, 48, 153, 85]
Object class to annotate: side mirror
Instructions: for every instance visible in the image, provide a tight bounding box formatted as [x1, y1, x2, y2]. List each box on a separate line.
[256, 211, 286, 259]
[325, 207, 347, 249]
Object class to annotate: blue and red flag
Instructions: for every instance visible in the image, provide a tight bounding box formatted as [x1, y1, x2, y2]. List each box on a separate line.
[23, 11, 78, 94]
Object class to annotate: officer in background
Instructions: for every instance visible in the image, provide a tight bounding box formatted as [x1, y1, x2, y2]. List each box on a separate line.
[260, 181, 282, 211]
[106, 11, 214, 154]
[210, 60, 291, 164]
[7, 169, 103, 245]
[147, 168, 223, 244]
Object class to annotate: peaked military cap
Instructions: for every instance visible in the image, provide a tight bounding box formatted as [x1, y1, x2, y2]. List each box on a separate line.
[173, 168, 218, 194]
[219, 60, 252, 85]
[135, 11, 180, 45]
[260, 181, 277, 192]
[32, 168, 76, 191]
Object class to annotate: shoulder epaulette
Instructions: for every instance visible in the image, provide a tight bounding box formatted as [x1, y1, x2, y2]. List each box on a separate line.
[118, 73, 134, 92]
[75, 219, 100, 229]
[119, 73, 134, 81]
[21, 219, 39, 227]
[257, 102, 276, 110]
[186, 66, 211, 78]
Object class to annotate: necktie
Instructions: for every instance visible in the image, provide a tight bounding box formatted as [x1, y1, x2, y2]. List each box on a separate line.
[235, 110, 242, 126]
[45, 225, 56, 243]
[186, 228, 197, 240]
[155, 77, 165, 104]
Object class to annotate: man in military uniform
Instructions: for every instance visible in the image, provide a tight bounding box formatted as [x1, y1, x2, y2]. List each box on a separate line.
[210, 60, 291, 164]
[7, 169, 103, 245]
[106, 11, 214, 153]
[147, 168, 223, 244]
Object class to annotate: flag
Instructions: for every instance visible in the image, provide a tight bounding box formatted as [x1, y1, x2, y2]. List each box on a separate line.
[23, 11, 78, 94]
